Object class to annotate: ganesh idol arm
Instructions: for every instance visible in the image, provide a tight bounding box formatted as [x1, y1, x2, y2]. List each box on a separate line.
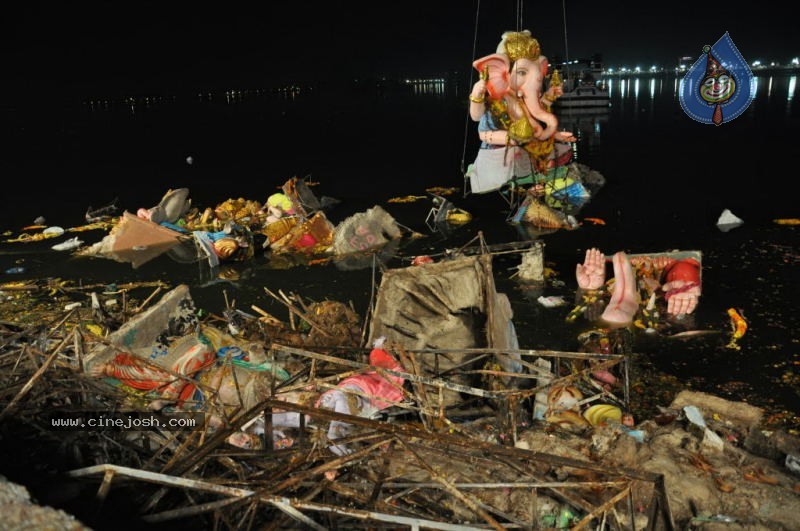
[469, 79, 488, 121]
[539, 73, 576, 142]
[479, 129, 518, 146]
[470, 53, 510, 122]
[541, 79, 576, 141]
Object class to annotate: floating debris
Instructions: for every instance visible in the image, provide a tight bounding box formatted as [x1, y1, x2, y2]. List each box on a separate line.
[717, 208, 744, 232]
[726, 307, 748, 349]
[51, 237, 83, 251]
[583, 217, 606, 225]
[387, 195, 427, 203]
[425, 186, 459, 195]
[537, 295, 566, 308]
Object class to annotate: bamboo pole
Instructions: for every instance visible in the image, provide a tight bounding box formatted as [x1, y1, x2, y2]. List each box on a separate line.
[295, 344, 625, 362]
[297, 480, 629, 489]
[71, 463, 488, 530]
[257, 398, 663, 483]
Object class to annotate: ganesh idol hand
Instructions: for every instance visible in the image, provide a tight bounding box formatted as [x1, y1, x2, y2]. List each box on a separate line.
[470, 79, 487, 100]
[662, 280, 701, 316]
[576, 248, 606, 290]
[543, 85, 563, 100]
[555, 131, 576, 142]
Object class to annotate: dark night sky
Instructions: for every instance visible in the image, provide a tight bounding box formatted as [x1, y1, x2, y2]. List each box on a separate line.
[3, 1, 799, 95]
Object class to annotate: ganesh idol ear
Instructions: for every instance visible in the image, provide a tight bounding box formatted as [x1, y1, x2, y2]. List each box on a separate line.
[473, 53, 510, 100]
[539, 56, 549, 77]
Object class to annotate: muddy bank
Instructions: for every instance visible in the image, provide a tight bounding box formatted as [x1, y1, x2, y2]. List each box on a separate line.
[0, 473, 88, 530]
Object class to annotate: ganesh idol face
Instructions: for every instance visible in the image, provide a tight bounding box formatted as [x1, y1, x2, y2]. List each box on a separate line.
[509, 58, 537, 93]
[700, 73, 735, 104]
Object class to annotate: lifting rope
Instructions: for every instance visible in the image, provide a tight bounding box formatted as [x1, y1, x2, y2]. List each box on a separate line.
[461, 0, 529, 198]
[459, 0, 482, 182]
[562, 0, 572, 84]
[459, 1, 581, 215]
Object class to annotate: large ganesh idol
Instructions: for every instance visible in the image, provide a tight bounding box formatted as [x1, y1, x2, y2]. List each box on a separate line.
[466, 30, 575, 194]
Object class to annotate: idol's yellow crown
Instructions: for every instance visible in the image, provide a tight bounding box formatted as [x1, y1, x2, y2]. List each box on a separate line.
[502, 31, 540, 62]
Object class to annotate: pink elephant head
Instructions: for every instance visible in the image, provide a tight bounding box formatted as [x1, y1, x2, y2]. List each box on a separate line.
[473, 30, 559, 141]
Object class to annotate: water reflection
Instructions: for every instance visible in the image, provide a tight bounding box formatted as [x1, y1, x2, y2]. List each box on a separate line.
[85, 95, 173, 115]
[75, 77, 448, 117]
[557, 107, 609, 154]
[84, 85, 308, 115]
[605, 74, 797, 119]
[405, 78, 446, 96]
[77, 73, 799, 122]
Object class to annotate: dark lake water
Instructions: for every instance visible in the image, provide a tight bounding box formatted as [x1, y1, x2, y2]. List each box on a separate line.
[2, 72, 799, 424]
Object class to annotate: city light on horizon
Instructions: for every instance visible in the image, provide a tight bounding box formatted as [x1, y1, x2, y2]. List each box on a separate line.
[600, 56, 798, 76]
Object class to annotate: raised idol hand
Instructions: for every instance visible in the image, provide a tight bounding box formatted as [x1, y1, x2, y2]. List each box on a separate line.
[576, 248, 606, 290]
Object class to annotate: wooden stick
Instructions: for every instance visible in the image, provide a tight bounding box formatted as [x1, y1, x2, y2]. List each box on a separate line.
[0, 308, 74, 349]
[572, 485, 631, 530]
[269, 438, 391, 494]
[95, 469, 116, 505]
[143, 496, 244, 523]
[249, 305, 282, 327]
[0, 329, 75, 421]
[134, 286, 162, 314]
[396, 436, 505, 531]
[263, 287, 332, 338]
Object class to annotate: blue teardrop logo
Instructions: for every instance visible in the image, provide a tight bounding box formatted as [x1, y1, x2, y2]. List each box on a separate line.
[679, 32, 755, 125]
